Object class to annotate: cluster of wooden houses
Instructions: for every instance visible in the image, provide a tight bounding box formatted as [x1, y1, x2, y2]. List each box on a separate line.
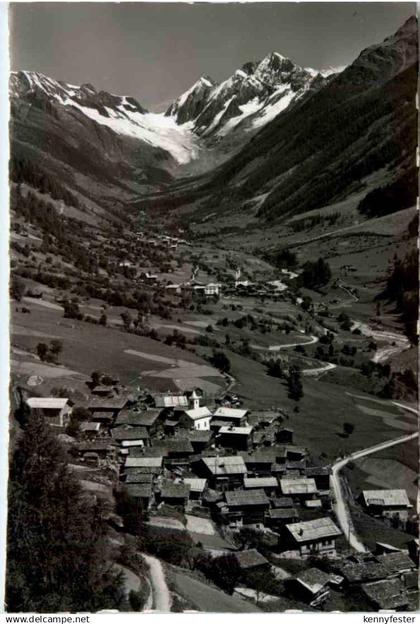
[25, 389, 417, 575]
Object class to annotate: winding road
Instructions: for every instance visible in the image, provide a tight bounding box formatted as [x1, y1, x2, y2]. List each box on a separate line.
[351, 321, 410, 364]
[142, 553, 172, 612]
[251, 335, 319, 352]
[331, 430, 419, 552]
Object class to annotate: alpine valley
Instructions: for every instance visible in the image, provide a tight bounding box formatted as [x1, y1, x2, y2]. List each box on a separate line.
[7, 14, 419, 614]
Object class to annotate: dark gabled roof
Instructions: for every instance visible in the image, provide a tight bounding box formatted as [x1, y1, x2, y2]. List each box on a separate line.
[131, 447, 164, 458]
[271, 497, 294, 508]
[225, 489, 270, 507]
[338, 560, 388, 584]
[92, 385, 115, 394]
[241, 450, 279, 464]
[153, 439, 194, 454]
[125, 472, 153, 484]
[210, 419, 232, 428]
[234, 549, 269, 570]
[114, 409, 132, 426]
[268, 508, 299, 520]
[285, 445, 307, 457]
[124, 465, 161, 475]
[188, 430, 212, 442]
[130, 410, 161, 427]
[376, 552, 415, 576]
[306, 466, 331, 477]
[160, 481, 190, 499]
[286, 460, 307, 471]
[294, 568, 331, 594]
[202, 455, 247, 476]
[361, 578, 409, 610]
[125, 484, 153, 499]
[88, 397, 128, 411]
[77, 440, 117, 452]
[152, 393, 188, 408]
[111, 427, 149, 441]
[286, 517, 341, 543]
[91, 411, 114, 421]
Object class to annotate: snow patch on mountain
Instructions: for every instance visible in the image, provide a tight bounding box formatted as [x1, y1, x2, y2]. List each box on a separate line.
[62, 97, 200, 164]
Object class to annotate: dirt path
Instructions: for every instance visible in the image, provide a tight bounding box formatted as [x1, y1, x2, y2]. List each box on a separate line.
[351, 321, 410, 363]
[142, 553, 172, 612]
[331, 431, 419, 552]
[302, 361, 337, 376]
[251, 335, 319, 352]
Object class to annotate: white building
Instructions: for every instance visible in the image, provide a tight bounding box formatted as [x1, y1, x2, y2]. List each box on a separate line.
[26, 397, 72, 427]
[180, 406, 212, 430]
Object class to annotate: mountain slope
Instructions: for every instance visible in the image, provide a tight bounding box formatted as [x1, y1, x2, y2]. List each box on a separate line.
[182, 16, 418, 224]
[10, 71, 202, 222]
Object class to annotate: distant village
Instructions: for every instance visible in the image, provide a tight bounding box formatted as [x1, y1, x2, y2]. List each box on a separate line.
[22, 380, 419, 611]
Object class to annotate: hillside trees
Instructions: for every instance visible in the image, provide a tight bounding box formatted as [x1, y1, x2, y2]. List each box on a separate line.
[210, 350, 231, 373]
[358, 168, 418, 218]
[299, 258, 331, 289]
[381, 251, 418, 344]
[288, 366, 304, 402]
[6, 412, 123, 612]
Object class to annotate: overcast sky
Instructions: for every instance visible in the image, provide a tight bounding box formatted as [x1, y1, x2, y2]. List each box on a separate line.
[9, 2, 416, 111]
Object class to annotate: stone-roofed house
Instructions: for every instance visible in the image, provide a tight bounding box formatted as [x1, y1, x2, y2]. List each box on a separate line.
[124, 483, 154, 508]
[87, 396, 128, 421]
[271, 496, 294, 508]
[184, 430, 212, 452]
[266, 507, 300, 529]
[158, 481, 190, 507]
[244, 476, 279, 496]
[284, 517, 341, 558]
[114, 409, 161, 434]
[152, 439, 194, 465]
[212, 407, 248, 427]
[124, 471, 154, 485]
[26, 397, 71, 428]
[183, 478, 207, 501]
[361, 578, 411, 611]
[376, 552, 416, 578]
[150, 393, 189, 410]
[218, 425, 253, 451]
[277, 427, 294, 444]
[196, 455, 247, 489]
[280, 476, 318, 500]
[80, 421, 101, 437]
[76, 439, 118, 463]
[286, 568, 332, 606]
[361, 489, 412, 522]
[91, 385, 115, 398]
[233, 549, 270, 575]
[305, 466, 331, 491]
[240, 449, 283, 475]
[222, 489, 270, 528]
[111, 427, 150, 447]
[125, 456, 163, 470]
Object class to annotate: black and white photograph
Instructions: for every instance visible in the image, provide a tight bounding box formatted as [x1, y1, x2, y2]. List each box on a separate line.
[4, 0, 419, 615]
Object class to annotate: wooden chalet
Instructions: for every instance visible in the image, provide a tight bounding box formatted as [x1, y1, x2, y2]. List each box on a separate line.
[158, 481, 190, 508]
[196, 455, 247, 489]
[244, 476, 279, 496]
[285, 568, 332, 606]
[221, 489, 270, 528]
[284, 517, 341, 558]
[361, 489, 412, 522]
[218, 425, 253, 451]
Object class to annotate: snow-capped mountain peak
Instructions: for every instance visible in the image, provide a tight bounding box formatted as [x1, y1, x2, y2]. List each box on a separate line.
[165, 51, 331, 142]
